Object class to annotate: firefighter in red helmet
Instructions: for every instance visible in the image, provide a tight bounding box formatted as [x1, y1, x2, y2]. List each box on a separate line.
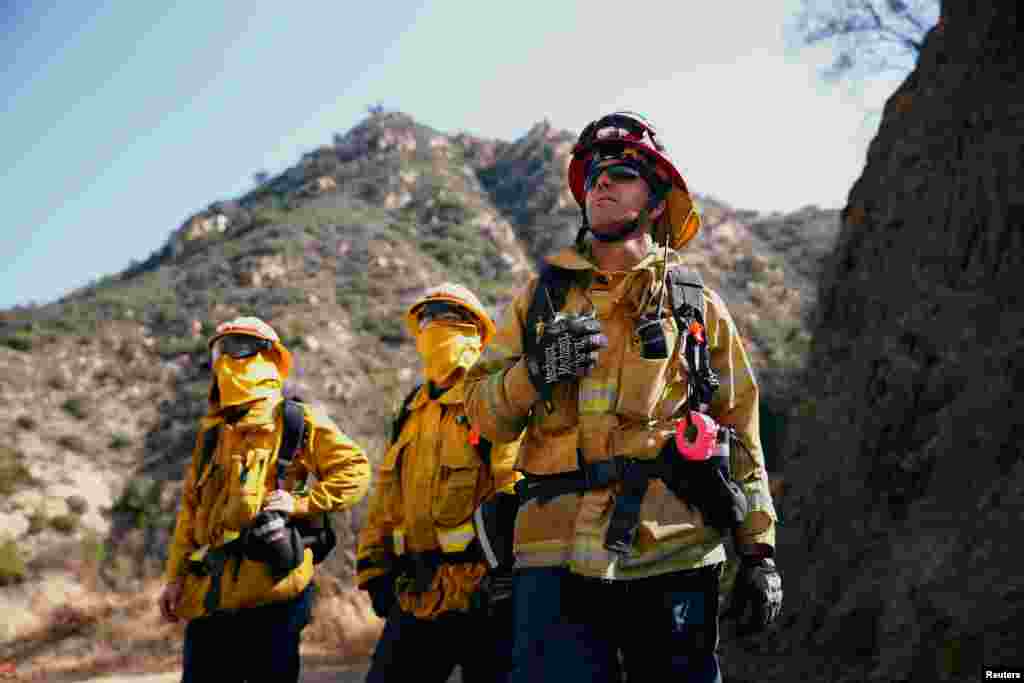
[465, 112, 781, 682]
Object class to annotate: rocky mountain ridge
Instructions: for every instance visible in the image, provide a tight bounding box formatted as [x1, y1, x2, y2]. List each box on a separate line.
[0, 110, 840, 670]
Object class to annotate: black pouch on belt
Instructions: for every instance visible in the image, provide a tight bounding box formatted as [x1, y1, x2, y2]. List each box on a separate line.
[244, 510, 305, 581]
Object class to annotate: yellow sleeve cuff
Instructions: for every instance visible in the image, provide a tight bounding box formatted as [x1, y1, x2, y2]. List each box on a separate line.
[504, 360, 539, 416]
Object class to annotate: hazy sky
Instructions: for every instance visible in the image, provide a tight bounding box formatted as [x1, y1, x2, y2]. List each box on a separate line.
[1, 0, 914, 310]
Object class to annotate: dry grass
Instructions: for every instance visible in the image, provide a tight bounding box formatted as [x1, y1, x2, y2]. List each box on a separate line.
[0, 578, 184, 681]
[302, 574, 385, 661]
[0, 571, 382, 682]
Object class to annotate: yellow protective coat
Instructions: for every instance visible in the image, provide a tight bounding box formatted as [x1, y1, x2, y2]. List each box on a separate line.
[165, 395, 370, 619]
[464, 244, 777, 580]
[356, 381, 520, 620]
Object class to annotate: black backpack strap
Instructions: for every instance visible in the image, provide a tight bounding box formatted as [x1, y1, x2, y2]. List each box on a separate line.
[666, 265, 718, 409]
[666, 265, 705, 322]
[196, 425, 221, 485]
[523, 264, 577, 360]
[276, 399, 307, 490]
[390, 383, 423, 445]
[476, 437, 492, 469]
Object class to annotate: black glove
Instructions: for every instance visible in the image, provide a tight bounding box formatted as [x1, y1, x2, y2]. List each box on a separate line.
[725, 557, 782, 635]
[473, 569, 515, 617]
[483, 570, 514, 603]
[526, 312, 607, 404]
[657, 437, 748, 533]
[364, 573, 397, 619]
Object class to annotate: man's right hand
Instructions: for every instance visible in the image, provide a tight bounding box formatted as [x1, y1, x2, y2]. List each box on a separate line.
[526, 313, 607, 398]
[158, 578, 184, 623]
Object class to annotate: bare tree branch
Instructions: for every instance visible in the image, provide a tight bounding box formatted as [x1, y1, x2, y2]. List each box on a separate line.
[793, 0, 939, 82]
[862, 0, 884, 32]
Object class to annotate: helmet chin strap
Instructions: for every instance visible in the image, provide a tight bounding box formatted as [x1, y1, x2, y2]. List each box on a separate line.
[579, 195, 662, 246]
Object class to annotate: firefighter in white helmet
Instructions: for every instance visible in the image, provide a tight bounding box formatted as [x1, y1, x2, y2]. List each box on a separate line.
[158, 316, 370, 683]
[357, 283, 521, 683]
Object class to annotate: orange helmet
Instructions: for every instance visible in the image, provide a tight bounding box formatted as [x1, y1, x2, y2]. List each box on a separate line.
[568, 111, 702, 249]
[207, 316, 293, 379]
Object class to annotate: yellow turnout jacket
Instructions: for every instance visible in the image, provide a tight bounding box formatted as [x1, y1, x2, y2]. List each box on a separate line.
[356, 381, 520, 619]
[165, 395, 370, 619]
[464, 245, 777, 580]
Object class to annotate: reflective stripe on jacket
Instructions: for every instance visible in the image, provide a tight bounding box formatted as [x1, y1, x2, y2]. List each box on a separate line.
[164, 395, 370, 619]
[356, 381, 521, 619]
[464, 245, 777, 580]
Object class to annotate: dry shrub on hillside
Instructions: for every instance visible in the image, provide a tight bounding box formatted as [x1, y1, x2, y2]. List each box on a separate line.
[2, 571, 384, 680]
[302, 574, 384, 661]
[0, 578, 183, 680]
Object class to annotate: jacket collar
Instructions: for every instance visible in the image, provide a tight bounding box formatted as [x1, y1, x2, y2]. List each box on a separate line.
[408, 381, 466, 411]
[546, 244, 665, 273]
[200, 394, 283, 432]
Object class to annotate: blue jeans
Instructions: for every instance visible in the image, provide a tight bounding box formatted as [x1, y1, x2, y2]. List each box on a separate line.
[181, 584, 314, 683]
[510, 565, 722, 683]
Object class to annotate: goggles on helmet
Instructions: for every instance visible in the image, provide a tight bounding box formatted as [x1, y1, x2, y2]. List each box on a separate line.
[212, 334, 273, 362]
[574, 112, 665, 156]
[416, 301, 477, 331]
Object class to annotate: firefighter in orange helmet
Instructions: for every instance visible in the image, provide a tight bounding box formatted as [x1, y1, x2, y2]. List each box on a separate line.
[357, 284, 521, 683]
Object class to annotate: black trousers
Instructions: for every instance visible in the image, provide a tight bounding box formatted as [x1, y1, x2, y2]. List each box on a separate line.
[365, 599, 514, 683]
[181, 585, 314, 683]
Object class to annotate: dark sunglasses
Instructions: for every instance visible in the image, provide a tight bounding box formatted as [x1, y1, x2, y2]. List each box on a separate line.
[584, 162, 643, 193]
[212, 334, 272, 361]
[417, 301, 476, 330]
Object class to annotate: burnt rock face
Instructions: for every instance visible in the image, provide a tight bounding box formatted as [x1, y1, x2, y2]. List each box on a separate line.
[724, 2, 1024, 681]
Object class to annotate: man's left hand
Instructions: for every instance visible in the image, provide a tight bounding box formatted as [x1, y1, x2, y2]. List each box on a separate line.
[725, 557, 782, 635]
[263, 490, 296, 516]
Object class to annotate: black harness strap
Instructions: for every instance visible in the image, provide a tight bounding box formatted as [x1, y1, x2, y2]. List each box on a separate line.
[515, 457, 669, 504]
[666, 266, 718, 407]
[397, 542, 485, 593]
[391, 383, 423, 445]
[196, 425, 221, 486]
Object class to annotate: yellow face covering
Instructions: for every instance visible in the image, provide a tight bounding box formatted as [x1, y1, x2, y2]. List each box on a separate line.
[415, 322, 482, 388]
[213, 352, 282, 407]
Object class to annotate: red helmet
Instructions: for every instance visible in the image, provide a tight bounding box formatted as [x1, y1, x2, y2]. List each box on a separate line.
[568, 111, 701, 249]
